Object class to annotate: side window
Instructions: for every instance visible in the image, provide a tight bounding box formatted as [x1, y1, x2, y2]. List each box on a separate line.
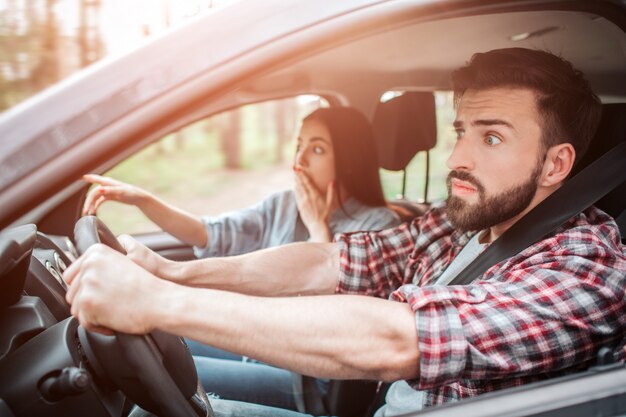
[379, 91, 456, 203]
[98, 96, 327, 235]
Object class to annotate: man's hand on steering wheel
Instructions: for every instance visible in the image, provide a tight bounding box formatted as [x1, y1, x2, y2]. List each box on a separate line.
[67, 215, 213, 417]
[63, 243, 174, 335]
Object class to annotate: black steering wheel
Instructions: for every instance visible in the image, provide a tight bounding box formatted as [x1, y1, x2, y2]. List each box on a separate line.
[74, 215, 213, 417]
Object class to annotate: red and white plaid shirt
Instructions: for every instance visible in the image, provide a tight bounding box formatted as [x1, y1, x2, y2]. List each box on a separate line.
[336, 204, 626, 407]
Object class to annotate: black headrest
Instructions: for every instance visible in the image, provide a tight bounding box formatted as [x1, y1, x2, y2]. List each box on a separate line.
[573, 103, 626, 174]
[372, 92, 437, 171]
[573, 103, 626, 220]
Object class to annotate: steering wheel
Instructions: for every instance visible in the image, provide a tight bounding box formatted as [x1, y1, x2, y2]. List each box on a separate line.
[73, 215, 213, 417]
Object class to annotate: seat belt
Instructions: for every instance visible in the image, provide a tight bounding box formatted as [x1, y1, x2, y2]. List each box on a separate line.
[291, 373, 327, 416]
[449, 141, 626, 286]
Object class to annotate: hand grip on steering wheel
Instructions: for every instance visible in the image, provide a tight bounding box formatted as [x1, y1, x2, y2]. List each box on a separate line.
[74, 216, 127, 256]
[72, 214, 212, 417]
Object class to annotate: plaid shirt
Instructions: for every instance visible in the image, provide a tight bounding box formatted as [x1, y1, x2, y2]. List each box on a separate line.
[336, 204, 626, 407]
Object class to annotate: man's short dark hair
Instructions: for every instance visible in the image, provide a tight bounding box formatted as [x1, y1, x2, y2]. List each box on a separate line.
[451, 48, 602, 164]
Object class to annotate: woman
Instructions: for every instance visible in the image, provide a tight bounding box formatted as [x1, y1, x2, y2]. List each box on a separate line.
[83, 106, 399, 255]
[82, 106, 400, 410]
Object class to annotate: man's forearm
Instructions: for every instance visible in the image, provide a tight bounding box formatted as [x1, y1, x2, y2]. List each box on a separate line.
[155, 285, 420, 381]
[163, 241, 340, 296]
[63, 244, 419, 382]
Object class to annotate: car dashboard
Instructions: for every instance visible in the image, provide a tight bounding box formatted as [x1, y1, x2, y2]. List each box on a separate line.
[0, 225, 127, 417]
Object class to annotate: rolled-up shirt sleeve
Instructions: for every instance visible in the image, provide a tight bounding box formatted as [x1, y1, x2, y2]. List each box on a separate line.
[393, 284, 482, 388]
[193, 193, 285, 258]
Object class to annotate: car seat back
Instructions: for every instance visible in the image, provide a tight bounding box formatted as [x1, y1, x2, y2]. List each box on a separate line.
[372, 92, 437, 220]
[572, 102, 626, 240]
[292, 94, 439, 417]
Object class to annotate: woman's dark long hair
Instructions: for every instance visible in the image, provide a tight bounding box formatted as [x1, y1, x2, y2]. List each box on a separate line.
[302, 107, 387, 207]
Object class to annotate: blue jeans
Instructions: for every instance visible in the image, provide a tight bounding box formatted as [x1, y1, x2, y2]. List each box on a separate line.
[211, 398, 315, 417]
[195, 355, 300, 410]
[186, 339, 328, 411]
[186, 339, 244, 361]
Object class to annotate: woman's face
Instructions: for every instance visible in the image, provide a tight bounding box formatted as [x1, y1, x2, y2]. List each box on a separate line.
[294, 118, 336, 193]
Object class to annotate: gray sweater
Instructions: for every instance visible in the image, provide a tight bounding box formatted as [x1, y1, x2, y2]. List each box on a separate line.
[194, 189, 400, 258]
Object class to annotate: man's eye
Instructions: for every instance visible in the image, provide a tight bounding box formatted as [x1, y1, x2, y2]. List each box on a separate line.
[455, 129, 465, 139]
[485, 135, 502, 146]
[313, 146, 324, 155]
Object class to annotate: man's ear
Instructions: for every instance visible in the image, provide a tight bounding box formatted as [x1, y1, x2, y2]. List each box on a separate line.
[540, 143, 576, 187]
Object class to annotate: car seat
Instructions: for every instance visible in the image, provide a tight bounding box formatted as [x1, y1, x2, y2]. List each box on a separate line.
[572, 102, 626, 241]
[579, 102, 626, 363]
[291, 94, 439, 417]
[372, 91, 438, 221]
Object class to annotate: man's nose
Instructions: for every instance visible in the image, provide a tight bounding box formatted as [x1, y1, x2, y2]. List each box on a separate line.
[446, 137, 475, 171]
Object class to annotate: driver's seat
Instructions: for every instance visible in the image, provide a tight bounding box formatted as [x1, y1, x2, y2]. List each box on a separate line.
[572, 102, 626, 241]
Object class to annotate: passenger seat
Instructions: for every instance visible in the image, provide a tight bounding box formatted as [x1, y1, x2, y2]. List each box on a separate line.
[372, 91, 438, 221]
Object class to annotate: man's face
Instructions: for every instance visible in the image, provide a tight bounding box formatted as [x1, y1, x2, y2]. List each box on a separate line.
[445, 88, 545, 232]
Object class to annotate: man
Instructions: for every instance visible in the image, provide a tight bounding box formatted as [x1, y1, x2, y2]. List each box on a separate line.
[63, 48, 626, 416]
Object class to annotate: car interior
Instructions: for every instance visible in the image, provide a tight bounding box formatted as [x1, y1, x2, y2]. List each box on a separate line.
[0, 1, 625, 417]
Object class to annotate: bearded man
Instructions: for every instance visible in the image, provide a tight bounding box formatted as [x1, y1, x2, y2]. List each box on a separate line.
[64, 48, 626, 417]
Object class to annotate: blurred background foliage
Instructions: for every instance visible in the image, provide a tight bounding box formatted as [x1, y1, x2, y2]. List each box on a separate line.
[0, 0, 108, 111]
[0, 0, 454, 234]
[0, 0, 234, 111]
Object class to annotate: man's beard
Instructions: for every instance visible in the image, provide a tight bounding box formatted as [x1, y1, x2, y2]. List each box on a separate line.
[445, 163, 543, 233]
